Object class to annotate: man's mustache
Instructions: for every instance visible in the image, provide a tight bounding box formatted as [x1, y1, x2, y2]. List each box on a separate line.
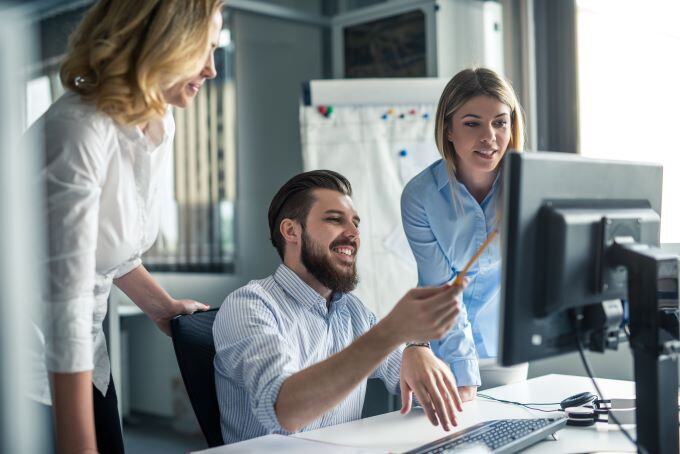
[329, 238, 358, 250]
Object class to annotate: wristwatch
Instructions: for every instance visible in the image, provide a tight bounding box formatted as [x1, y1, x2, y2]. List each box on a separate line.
[405, 341, 431, 349]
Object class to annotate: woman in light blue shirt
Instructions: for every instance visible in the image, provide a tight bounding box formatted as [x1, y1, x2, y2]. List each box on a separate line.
[401, 68, 527, 400]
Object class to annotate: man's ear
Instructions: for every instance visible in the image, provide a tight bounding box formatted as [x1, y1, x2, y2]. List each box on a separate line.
[280, 218, 301, 246]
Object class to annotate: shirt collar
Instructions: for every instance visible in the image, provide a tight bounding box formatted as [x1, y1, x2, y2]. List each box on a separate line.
[435, 158, 503, 201]
[118, 109, 173, 152]
[434, 159, 450, 191]
[475, 164, 503, 207]
[274, 264, 341, 311]
[484, 171, 502, 202]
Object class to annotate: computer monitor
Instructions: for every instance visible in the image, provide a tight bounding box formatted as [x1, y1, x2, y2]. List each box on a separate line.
[499, 151, 678, 453]
[499, 151, 662, 364]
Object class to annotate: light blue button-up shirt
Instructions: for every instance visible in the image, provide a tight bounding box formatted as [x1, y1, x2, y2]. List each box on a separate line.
[213, 264, 403, 444]
[401, 159, 502, 387]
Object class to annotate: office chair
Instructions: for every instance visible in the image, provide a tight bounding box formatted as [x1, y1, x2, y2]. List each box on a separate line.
[170, 308, 224, 447]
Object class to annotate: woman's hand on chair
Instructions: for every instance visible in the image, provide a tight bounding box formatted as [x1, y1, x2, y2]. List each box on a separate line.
[155, 299, 210, 336]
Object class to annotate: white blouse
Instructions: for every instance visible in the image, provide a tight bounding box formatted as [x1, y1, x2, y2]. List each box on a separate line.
[26, 91, 174, 404]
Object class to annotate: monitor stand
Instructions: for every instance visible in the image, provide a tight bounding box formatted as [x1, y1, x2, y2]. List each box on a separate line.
[609, 240, 679, 454]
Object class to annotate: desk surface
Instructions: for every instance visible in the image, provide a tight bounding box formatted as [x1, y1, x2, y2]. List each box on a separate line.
[201, 374, 639, 453]
[294, 374, 637, 453]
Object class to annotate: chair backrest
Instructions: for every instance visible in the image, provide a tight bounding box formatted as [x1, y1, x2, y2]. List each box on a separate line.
[170, 309, 224, 447]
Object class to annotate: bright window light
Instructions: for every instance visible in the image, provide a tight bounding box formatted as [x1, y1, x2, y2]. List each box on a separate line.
[219, 29, 231, 48]
[25, 75, 51, 128]
[577, 0, 680, 243]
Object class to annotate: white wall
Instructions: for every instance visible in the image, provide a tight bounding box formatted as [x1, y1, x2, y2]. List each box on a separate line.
[127, 8, 325, 418]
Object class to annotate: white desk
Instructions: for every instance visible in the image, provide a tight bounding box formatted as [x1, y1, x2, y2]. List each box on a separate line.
[199, 374, 640, 453]
[294, 374, 637, 453]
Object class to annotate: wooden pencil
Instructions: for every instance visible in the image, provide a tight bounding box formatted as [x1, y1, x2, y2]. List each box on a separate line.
[451, 229, 499, 287]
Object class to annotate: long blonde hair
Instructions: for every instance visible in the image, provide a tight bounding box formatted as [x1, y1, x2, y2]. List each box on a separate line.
[434, 68, 526, 183]
[60, 0, 223, 125]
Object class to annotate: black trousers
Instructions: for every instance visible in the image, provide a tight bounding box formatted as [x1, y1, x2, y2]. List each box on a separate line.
[93, 375, 125, 454]
[35, 374, 125, 454]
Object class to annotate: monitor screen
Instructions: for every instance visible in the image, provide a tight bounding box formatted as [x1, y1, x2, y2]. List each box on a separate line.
[499, 151, 662, 366]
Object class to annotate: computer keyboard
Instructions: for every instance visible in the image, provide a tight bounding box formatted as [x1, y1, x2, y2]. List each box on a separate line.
[405, 417, 567, 454]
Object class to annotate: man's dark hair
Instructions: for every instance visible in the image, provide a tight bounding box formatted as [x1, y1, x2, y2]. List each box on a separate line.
[268, 170, 352, 259]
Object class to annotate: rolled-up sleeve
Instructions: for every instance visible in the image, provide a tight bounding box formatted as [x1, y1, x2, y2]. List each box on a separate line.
[401, 181, 480, 387]
[213, 286, 296, 432]
[113, 257, 142, 279]
[40, 117, 108, 373]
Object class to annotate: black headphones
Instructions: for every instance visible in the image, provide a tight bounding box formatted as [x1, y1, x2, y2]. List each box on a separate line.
[564, 406, 610, 427]
[560, 392, 637, 427]
[559, 392, 600, 426]
[559, 391, 598, 410]
[479, 390, 634, 428]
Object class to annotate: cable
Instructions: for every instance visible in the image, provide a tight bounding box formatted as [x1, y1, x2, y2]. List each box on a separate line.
[574, 323, 644, 454]
[477, 393, 561, 413]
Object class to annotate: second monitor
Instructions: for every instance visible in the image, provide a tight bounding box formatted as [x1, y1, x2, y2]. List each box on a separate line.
[499, 151, 662, 364]
[498, 151, 678, 454]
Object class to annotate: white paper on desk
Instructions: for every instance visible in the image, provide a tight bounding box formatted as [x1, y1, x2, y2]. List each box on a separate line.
[192, 434, 385, 454]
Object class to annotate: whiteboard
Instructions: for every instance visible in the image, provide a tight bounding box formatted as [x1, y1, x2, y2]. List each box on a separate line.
[300, 79, 445, 317]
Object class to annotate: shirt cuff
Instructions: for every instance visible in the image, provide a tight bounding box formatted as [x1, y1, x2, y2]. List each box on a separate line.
[45, 335, 94, 373]
[113, 257, 142, 279]
[256, 373, 292, 433]
[44, 297, 95, 372]
[450, 358, 481, 387]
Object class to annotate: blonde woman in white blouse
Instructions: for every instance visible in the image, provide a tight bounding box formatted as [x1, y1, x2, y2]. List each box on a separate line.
[24, 1, 224, 452]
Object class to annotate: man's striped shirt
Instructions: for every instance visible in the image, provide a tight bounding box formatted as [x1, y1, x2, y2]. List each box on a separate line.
[213, 264, 403, 444]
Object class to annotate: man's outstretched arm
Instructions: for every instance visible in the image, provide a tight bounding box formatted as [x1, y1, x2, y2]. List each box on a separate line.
[275, 284, 463, 432]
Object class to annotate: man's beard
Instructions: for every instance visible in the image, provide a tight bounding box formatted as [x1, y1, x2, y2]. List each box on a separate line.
[300, 228, 359, 294]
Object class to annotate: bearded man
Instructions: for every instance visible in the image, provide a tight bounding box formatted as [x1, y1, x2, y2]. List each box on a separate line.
[213, 170, 467, 444]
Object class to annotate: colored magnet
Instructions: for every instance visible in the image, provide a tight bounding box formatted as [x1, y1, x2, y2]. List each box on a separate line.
[423, 112, 430, 119]
[317, 105, 333, 118]
[399, 149, 408, 157]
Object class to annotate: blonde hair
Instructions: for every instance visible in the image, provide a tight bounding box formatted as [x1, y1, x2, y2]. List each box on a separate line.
[60, 0, 223, 126]
[434, 67, 526, 182]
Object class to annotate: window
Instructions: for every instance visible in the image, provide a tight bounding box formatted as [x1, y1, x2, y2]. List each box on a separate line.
[577, 0, 680, 243]
[144, 27, 237, 272]
[25, 75, 52, 127]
